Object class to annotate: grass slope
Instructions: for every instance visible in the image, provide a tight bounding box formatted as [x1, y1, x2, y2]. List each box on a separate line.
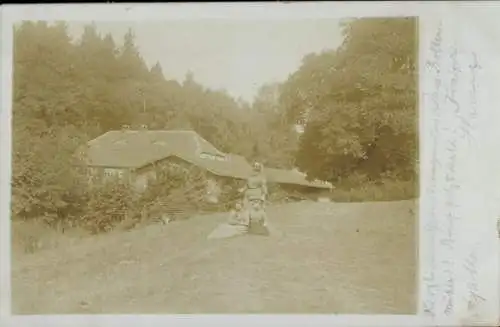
[12, 200, 417, 314]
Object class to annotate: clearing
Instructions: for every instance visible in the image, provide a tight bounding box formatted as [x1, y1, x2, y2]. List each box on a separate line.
[12, 200, 417, 314]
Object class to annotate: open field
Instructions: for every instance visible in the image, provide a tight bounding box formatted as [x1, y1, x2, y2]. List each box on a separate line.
[12, 200, 417, 314]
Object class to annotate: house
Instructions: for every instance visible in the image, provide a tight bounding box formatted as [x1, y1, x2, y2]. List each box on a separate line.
[73, 127, 332, 201]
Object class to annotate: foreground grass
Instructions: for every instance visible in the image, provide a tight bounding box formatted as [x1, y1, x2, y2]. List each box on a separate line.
[12, 200, 417, 314]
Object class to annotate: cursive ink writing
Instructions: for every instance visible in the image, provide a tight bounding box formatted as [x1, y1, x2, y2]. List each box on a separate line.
[425, 24, 443, 75]
[425, 22, 443, 234]
[422, 23, 443, 317]
[468, 52, 481, 120]
[444, 46, 461, 113]
[461, 51, 485, 319]
[422, 22, 485, 321]
[423, 272, 438, 315]
[436, 41, 467, 317]
[441, 135, 460, 251]
[463, 247, 486, 317]
[442, 265, 455, 316]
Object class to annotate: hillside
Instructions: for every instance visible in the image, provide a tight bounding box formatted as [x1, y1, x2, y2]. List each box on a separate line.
[12, 200, 417, 314]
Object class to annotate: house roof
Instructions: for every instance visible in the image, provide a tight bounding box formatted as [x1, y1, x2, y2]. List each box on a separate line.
[264, 168, 332, 189]
[77, 130, 225, 169]
[76, 129, 331, 189]
[75, 129, 254, 178]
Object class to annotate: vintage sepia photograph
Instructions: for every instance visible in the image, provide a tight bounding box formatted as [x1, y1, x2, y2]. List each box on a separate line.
[10, 16, 418, 314]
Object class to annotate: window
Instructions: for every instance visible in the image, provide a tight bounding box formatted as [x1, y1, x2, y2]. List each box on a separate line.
[104, 169, 116, 177]
[101, 169, 128, 184]
[199, 152, 213, 160]
[199, 152, 227, 161]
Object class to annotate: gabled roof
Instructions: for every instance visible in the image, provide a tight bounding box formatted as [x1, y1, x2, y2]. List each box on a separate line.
[75, 129, 255, 179]
[185, 153, 253, 180]
[77, 130, 226, 169]
[76, 129, 331, 189]
[264, 168, 332, 189]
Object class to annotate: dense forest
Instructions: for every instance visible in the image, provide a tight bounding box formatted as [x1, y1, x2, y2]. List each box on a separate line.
[12, 18, 418, 232]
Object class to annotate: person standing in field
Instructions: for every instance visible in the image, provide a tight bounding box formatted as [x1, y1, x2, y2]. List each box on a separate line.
[239, 162, 269, 235]
[240, 162, 268, 207]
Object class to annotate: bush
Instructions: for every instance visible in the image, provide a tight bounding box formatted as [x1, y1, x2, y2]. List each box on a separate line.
[214, 178, 244, 211]
[79, 182, 138, 234]
[267, 184, 296, 203]
[71, 162, 231, 233]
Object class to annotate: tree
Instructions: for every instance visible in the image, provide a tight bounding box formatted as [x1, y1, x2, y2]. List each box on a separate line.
[248, 83, 298, 168]
[281, 17, 417, 183]
[150, 61, 165, 81]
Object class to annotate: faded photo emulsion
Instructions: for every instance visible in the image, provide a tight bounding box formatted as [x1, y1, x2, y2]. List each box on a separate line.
[9, 17, 418, 315]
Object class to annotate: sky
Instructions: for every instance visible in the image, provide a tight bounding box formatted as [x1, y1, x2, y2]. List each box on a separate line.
[67, 20, 344, 103]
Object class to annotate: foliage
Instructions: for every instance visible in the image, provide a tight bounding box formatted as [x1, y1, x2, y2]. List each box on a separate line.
[280, 17, 418, 183]
[143, 162, 208, 218]
[79, 182, 137, 234]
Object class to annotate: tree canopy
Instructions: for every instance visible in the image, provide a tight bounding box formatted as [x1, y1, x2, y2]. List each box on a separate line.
[280, 17, 417, 183]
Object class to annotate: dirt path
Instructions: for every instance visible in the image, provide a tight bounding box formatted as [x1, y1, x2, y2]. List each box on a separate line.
[11, 200, 417, 314]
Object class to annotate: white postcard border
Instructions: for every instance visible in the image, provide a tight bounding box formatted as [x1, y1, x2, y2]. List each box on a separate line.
[1, 2, 499, 326]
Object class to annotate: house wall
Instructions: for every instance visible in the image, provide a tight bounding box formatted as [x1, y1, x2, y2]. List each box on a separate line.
[84, 164, 155, 193]
[85, 162, 328, 203]
[205, 177, 221, 203]
[133, 157, 233, 203]
[85, 153, 233, 198]
[132, 172, 149, 193]
[128, 157, 194, 194]
[87, 167, 130, 185]
[130, 163, 158, 193]
[103, 168, 127, 181]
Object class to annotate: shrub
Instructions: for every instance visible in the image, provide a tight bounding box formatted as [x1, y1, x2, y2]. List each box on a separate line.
[267, 184, 294, 203]
[130, 162, 216, 223]
[79, 182, 138, 234]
